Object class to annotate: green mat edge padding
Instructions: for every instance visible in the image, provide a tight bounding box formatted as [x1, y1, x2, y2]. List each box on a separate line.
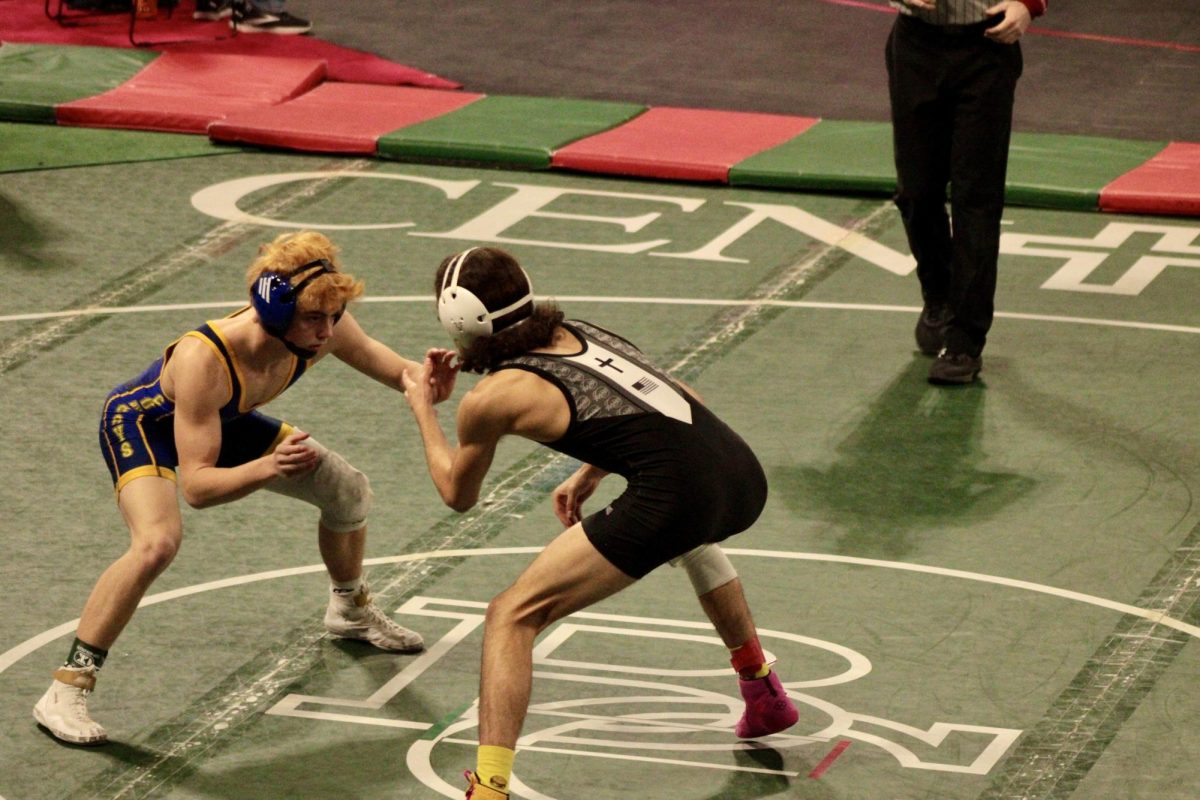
[1003, 186, 1099, 211]
[0, 42, 159, 123]
[729, 119, 895, 190]
[729, 170, 897, 195]
[0, 101, 57, 124]
[1003, 132, 1170, 212]
[377, 139, 555, 170]
[728, 121, 1180, 213]
[377, 95, 649, 171]
[0, 121, 248, 174]
[0, 42, 1192, 217]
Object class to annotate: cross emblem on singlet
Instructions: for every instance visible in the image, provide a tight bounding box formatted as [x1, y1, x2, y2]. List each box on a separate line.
[564, 335, 693, 424]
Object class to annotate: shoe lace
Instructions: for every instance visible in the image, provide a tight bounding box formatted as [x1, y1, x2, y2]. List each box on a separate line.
[66, 686, 95, 723]
[360, 599, 407, 632]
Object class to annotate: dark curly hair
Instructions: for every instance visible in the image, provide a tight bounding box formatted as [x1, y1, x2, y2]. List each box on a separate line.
[434, 247, 564, 374]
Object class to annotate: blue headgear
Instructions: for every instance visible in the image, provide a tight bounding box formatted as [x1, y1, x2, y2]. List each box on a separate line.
[251, 259, 333, 338]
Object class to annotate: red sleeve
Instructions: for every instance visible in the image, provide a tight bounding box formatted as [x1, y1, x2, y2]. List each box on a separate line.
[1017, 0, 1047, 17]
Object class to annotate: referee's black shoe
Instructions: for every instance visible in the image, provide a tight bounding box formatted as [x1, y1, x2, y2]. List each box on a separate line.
[915, 305, 949, 356]
[928, 348, 982, 385]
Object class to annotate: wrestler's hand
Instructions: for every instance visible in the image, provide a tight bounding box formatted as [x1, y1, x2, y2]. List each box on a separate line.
[553, 465, 607, 527]
[903, 0, 936, 11]
[985, 0, 1032, 43]
[401, 361, 436, 411]
[273, 430, 319, 477]
[424, 348, 460, 404]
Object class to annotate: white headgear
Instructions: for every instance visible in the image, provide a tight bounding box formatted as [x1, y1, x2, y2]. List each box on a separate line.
[437, 248, 534, 348]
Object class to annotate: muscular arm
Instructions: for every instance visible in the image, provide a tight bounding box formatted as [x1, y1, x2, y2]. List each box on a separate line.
[172, 338, 313, 508]
[330, 311, 457, 401]
[402, 372, 510, 512]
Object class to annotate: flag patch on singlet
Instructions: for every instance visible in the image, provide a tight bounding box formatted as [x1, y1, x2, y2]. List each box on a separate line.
[632, 377, 659, 394]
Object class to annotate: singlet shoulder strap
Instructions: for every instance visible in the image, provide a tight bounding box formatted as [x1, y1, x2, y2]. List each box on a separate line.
[498, 321, 692, 425]
[218, 305, 308, 397]
[178, 323, 241, 410]
[566, 319, 644, 357]
[285, 354, 309, 387]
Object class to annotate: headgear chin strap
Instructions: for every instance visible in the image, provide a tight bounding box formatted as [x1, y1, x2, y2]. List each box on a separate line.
[251, 258, 333, 359]
[437, 248, 534, 348]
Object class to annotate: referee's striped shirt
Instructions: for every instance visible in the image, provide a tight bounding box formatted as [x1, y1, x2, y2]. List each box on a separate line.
[889, 0, 1046, 26]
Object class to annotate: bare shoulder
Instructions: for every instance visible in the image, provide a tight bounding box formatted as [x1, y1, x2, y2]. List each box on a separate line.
[463, 369, 533, 410]
[166, 333, 229, 407]
[169, 333, 224, 376]
[463, 368, 567, 442]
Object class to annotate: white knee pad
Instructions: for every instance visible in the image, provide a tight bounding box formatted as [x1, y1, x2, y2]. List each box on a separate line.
[266, 437, 373, 533]
[669, 544, 738, 596]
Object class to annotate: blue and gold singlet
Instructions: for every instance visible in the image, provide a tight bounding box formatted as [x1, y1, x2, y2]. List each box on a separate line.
[99, 309, 309, 493]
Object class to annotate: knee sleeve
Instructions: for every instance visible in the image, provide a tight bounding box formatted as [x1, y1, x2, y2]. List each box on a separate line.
[265, 437, 373, 533]
[668, 544, 738, 596]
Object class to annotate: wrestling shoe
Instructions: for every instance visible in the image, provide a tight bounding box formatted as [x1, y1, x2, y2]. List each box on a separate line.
[734, 671, 799, 739]
[33, 667, 108, 745]
[323, 584, 424, 653]
[193, 0, 232, 20]
[230, 1, 311, 34]
[464, 770, 509, 800]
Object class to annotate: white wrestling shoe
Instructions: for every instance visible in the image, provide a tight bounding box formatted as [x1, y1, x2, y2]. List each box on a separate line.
[323, 584, 424, 653]
[33, 666, 108, 745]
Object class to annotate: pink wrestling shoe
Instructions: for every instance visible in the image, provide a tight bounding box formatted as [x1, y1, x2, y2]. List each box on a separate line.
[734, 671, 799, 739]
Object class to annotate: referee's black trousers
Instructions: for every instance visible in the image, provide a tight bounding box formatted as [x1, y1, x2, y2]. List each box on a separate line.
[886, 14, 1023, 356]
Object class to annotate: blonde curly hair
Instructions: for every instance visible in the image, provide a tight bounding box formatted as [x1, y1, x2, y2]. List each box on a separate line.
[244, 231, 364, 313]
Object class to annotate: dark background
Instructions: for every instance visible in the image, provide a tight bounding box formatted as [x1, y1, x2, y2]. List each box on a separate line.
[300, 0, 1200, 143]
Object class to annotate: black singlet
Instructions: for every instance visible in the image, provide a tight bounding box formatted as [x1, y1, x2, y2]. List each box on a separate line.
[494, 320, 767, 578]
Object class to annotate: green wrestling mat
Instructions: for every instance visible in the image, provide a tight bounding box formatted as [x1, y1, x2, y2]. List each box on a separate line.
[0, 121, 244, 173]
[1, 135, 1198, 800]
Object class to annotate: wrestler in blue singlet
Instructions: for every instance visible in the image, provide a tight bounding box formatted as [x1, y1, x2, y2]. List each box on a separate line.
[99, 308, 308, 492]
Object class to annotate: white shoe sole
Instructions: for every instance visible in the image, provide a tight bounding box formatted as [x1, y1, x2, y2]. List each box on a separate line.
[324, 625, 424, 653]
[231, 22, 311, 34]
[324, 617, 424, 653]
[33, 705, 108, 746]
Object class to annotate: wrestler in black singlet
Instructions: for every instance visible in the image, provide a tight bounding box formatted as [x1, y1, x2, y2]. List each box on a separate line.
[495, 320, 767, 578]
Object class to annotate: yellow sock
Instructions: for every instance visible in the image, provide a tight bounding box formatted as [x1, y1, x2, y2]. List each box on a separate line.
[752, 663, 771, 679]
[477, 745, 515, 794]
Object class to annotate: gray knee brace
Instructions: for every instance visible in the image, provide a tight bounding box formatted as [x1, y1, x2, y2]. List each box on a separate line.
[265, 436, 373, 532]
[669, 544, 739, 596]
